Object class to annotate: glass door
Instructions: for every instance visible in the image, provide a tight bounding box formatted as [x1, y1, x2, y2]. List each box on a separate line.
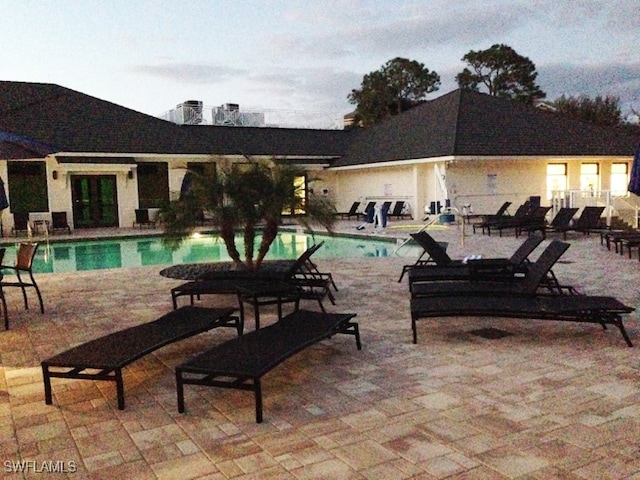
[71, 175, 119, 228]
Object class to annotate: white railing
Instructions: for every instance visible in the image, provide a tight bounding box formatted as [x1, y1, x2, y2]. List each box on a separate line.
[159, 105, 344, 130]
[550, 190, 640, 227]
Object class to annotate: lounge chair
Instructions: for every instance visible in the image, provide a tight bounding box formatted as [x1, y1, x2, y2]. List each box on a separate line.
[50, 211, 72, 234]
[411, 294, 634, 346]
[469, 201, 512, 228]
[0, 242, 44, 329]
[133, 208, 156, 228]
[410, 239, 570, 298]
[388, 201, 412, 220]
[170, 242, 335, 311]
[536, 207, 579, 239]
[472, 201, 516, 234]
[11, 212, 31, 236]
[406, 234, 544, 285]
[397, 231, 449, 282]
[567, 206, 606, 235]
[175, 309, 360, 423]
[42, 306, 240, 410]
[335, 201, 361, 220]
[489, 205, 552, 237]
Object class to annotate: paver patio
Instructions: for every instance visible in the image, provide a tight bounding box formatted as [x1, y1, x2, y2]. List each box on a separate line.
[1, 221, 639, 479]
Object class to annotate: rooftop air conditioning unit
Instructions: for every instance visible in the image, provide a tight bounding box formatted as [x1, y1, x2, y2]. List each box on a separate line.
[177, 100, 203, 125]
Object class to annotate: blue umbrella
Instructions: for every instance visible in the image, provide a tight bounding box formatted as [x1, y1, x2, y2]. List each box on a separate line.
[0, 178, 8, 211]
[628, 145, 640, 196]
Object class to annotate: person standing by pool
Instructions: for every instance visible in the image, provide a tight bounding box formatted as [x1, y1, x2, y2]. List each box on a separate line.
[356, 203, 389, 232]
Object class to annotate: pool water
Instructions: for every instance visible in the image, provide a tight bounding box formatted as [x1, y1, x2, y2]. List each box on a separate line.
[4, 232, 418, 274]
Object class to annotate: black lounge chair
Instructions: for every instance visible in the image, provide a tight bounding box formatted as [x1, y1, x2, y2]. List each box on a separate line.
[488, 205, 552, 237]
[11, 212, 31, 237]
[175, 309, 360, 423]
[406, 234, 544, 285]
[0, 242, 44, 329]
[42, 306, 240, 410]
[472, 201, 518, 234]
[411, 294, 634, 346]
[469, 201, 512, 229]
[335, 201, 361, 219]
[50, 211, 72, 234]
[133, 208, 156, 228]
[388, 201, 411, 220]
[410, 239, 570, 298]
[171, 242, 334, 311]
[537, 207, 579, 239]
[567, 206, 606, 235]
[397, 231, 449, 282]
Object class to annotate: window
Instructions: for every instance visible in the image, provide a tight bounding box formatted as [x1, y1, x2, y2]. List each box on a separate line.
[283, 175, 308, 215]
[546, 163, 567, 199]
[580, 163, 599, 194]
[611, 163, 628, 196]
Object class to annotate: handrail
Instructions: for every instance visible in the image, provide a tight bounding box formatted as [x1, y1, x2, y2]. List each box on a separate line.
[393, 215, 440, 255]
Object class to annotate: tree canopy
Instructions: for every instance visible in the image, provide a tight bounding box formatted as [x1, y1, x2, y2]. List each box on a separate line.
[348, 57, 440, 126]
[552, 94, 623, 127]
[456, 44, 546, 104]
[161, 159, 336, 271]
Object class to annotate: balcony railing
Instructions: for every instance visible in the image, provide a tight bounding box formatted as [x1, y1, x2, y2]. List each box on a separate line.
[159, 104, 345, 130]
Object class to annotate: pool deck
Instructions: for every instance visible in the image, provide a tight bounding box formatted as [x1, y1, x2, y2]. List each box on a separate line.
[1, 219, 640, 479]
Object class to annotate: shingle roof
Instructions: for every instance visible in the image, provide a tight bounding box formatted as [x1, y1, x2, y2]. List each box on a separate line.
[0, 81, 351, 158]
[0, 82, 638, 165]
[333, 89, 640, 167]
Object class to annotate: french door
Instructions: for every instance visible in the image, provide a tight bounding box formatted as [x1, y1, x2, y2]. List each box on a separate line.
[71, 175, 119, 228]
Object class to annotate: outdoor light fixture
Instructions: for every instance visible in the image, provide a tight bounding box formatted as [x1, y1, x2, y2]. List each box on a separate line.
[127, 170, 134, 179]
[52, 171, 58, 180]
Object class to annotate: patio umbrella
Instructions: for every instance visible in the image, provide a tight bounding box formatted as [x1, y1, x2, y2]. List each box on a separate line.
[628, 145, 640, 196]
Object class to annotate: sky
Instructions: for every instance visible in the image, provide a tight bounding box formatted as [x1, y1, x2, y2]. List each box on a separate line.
[1, 0, 639, 121]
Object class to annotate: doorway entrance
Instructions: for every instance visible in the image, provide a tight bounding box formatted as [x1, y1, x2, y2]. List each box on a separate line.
[71, 175, 119, 228]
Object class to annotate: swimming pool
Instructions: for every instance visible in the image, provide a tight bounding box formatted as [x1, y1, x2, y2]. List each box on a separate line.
[3, 232, 418, 274]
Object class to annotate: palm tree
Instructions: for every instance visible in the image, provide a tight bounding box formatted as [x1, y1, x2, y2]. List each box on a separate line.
[161, 158, 336, 271]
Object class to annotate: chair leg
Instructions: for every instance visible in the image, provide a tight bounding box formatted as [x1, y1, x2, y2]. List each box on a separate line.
[16, 272, 29, 310]
[29, 272, 45, 314]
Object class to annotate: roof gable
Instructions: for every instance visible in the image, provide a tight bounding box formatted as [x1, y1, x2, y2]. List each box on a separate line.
[334, 89, 640, 167]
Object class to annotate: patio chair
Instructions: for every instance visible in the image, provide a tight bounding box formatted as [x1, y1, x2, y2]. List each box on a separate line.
[472, 201, 514, 233]
[133, 208, 156, 229]
[176, 309, 360, 423]
[488, 205, 551, 237]
[0, 242, 44, 328]
[11, 212, 31, 237]
[335, 201, 361, 219]
[411, 293, 634, 346]
[388, 201, 412, 220]
[171, 242, 334, 311]
[410, 239, 570, 299]
[42, 306, 240, 410]
[397, 231, 449, 281]
[406, 234, 544, 285]
[531, 207, 578, 239]
[50, 211, 72, 235]
[567, 206, 606, 235]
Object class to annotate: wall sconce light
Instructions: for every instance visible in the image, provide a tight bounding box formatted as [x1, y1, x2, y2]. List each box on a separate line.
[127, 170, 134, 179]
[52, 171, 58, 180]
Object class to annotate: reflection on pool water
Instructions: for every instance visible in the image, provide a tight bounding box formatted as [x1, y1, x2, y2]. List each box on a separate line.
[4, 232, 419, 274]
